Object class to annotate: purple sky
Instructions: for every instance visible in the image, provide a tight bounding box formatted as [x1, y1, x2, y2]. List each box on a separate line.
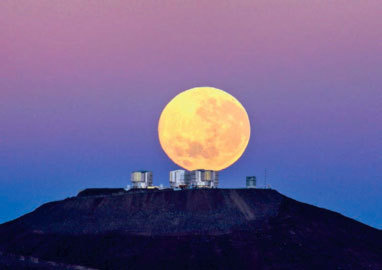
[1, 1, 381, 228]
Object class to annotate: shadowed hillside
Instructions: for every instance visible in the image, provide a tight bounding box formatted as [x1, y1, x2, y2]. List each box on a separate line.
[0, 189, 381, 269]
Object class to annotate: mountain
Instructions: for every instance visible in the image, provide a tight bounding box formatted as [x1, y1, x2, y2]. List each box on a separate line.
[0, 189, 380, 269]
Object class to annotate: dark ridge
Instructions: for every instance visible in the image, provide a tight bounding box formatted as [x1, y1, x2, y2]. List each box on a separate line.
[77, 188, 126, 197]
[0, 251, 95, 270]
[0, 189, 381, 269]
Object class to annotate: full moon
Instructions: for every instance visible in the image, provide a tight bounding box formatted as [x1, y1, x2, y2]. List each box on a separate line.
[158, 87, 251, 171]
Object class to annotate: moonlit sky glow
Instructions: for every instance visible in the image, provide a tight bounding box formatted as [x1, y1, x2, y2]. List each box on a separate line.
[0, 1, 381, 228]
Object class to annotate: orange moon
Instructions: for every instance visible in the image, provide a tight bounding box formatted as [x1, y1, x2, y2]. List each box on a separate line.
[158, 87, 251, 171]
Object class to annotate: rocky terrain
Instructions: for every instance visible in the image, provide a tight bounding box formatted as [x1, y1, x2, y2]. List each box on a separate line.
[0, 189, 381, 269]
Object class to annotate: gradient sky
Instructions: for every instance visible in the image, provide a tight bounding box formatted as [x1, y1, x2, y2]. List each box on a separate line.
[1, 0, 381, 228]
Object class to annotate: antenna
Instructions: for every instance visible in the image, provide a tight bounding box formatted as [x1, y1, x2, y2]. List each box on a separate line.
[264, 168, 267, 189]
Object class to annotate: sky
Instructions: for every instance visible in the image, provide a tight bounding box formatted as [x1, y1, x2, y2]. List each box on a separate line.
[0, 0, 381, 228]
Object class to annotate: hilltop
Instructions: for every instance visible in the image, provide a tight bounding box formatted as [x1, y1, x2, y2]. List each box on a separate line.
[0, 189, 381, 269]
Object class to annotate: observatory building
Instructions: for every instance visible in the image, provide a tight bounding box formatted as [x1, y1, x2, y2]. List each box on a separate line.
[169, 169, 219, 189]
[131, 170, 153, 189]
[190, 170, 219, 188]
[169, 170, 189, 189]
[246, 176, 257, 188]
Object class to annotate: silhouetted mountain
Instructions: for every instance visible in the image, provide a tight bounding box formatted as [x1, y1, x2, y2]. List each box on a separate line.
[0, 189, 380, 269]
[77, 188, 126, 197]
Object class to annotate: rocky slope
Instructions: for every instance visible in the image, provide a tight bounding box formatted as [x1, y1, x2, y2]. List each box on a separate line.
[0, 189, 381, 269]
